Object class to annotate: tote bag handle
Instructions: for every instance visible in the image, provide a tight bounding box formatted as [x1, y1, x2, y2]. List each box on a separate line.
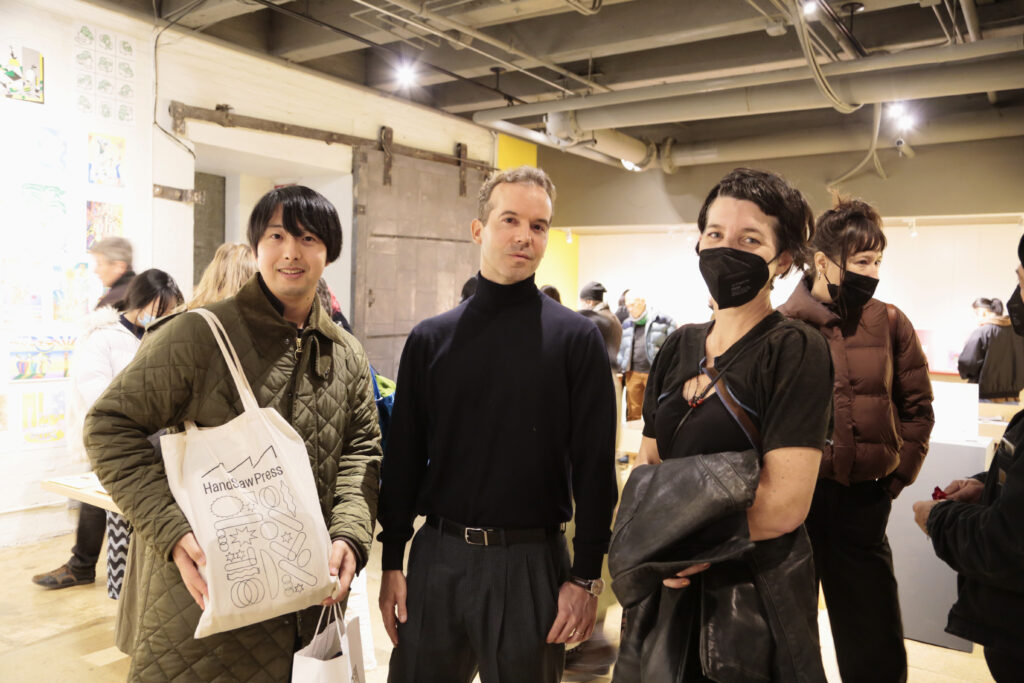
[189, 308, 261, 415]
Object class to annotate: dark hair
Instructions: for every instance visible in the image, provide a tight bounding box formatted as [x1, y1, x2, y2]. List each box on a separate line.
[460, 275, 478, 303]
[811, 195, 887, 275]
[540, 285, 561, 303]
[116, 269, 184, 317]
[973, 297, 1005, 315]
[696, 168, 815, 275]
[618, 289, 630, 307]
[247, 185, 343, 263]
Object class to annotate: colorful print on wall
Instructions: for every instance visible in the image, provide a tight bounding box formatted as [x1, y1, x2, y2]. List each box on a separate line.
[52, 263, 91, 323]
[2, 44, 44, 103]
[87, 133, 126, 187]
[10, 335, 75, 382]
[21, 387, 66, 445]
[85, 200, 124, 249]
[73, 25, 136, 127]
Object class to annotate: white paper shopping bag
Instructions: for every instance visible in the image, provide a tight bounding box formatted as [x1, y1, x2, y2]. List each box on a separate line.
[162, 309, 335, 638]
[293, 606, 365, 683]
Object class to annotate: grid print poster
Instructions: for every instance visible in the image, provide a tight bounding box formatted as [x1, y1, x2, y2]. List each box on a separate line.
[73, 25, 135, 125]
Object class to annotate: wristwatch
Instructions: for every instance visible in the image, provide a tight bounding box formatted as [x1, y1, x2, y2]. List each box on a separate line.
[569, 576, 604, 597]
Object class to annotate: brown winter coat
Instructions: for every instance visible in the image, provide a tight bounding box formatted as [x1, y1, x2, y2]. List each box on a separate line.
[779, 282, 934, 497]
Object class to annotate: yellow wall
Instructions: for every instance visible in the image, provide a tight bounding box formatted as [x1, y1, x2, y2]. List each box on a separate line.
[495, 134, 579, 306]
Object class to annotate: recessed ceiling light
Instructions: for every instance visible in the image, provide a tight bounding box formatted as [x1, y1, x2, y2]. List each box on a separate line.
[396, 63, 416, 88]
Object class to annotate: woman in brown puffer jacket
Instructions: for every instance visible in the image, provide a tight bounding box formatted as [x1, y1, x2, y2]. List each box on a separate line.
[779, 197, 934, 683]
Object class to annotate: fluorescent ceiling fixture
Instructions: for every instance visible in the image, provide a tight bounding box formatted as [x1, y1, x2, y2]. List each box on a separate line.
[396, 63, 416, 88]
[802, 1, 817, 17]
[620, 158, 643, 172]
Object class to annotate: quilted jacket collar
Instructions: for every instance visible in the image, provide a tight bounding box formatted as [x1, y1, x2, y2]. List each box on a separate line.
[778, 279, 840, 328]
[235, 275, 344, 380]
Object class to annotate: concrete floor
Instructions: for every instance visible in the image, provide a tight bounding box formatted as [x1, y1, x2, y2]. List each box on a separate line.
[0, 531, 995, 682]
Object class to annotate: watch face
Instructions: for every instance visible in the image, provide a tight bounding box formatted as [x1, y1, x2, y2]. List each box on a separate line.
[590, 578, 605, 596]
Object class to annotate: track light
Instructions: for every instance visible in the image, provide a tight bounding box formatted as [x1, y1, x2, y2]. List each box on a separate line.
[896, 114, 916, 132]
[887, 102, 906, 120]
[396, 63, 416, 88]
[802, 1, 818, 17]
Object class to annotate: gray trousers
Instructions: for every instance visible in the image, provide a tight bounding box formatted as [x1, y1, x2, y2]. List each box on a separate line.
[388, 522, 570, 683]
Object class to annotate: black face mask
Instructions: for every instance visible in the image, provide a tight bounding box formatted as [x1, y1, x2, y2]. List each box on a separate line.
[699, 247, 772, 310]
[826, 270, 878, 311]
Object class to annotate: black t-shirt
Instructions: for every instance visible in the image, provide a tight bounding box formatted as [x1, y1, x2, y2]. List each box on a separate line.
[654, 392, 751, 460]
[642, 312, 834, 456]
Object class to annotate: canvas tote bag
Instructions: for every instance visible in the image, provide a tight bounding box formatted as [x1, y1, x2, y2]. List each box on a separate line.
[162, 308, 335, 638]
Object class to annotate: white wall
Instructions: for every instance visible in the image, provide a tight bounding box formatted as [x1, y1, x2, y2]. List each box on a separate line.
[1, 0, 496, 547]
[576, 217, 1022, 373]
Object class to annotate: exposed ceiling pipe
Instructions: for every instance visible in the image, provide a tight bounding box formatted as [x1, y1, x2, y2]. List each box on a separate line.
[809, 0, 868, 59]
[662, 104, 1024, 169]
[472, 35, 1024, 124]
[545, 110, 654, 167]
[958, 0, 998, 103]
[482, 119, 626, 170]
[355, 0, 611, 95]
[571, 54, 1024, 129]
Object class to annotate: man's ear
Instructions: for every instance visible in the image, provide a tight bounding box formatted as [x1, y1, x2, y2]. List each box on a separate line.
[470, 219, 484, 245]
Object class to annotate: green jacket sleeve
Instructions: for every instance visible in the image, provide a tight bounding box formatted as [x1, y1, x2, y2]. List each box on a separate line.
[84, 316, 208, 562]
[330, 342, 383, 571]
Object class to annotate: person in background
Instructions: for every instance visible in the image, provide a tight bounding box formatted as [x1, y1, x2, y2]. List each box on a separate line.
[460, 274, 479, 303]
[378, 166, 617, 682]
[85, 186, 382, 680]
[913, 241, 1024, 683]
[617, 291, 676, 421]
[577, 281, 622, 368]
[541, 284, 562, 303]
[614, 289, 630, 324]
[623, 168, 833, 681]
[89, 237, 135, 309]
[185, 242, 256, 311]
[565, 278, 624, 680]
[315, 277, 354, 333]
[958, 296, 1024, 402]
[31, 270, 184, 592]
[779, 196, 934, 683]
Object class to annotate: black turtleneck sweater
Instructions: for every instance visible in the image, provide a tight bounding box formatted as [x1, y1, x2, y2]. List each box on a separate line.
[378, 273, 618, 578]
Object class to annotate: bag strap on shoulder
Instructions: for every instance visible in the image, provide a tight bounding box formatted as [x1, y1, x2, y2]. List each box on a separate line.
[705, 367, 764, 454]
[189, 309, 261, 414]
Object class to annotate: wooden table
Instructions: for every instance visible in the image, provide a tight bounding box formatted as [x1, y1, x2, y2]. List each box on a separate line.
[41, 473, 121, 514]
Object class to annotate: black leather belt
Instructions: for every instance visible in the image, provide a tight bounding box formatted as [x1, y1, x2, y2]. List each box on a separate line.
[425, 515, 563, 547]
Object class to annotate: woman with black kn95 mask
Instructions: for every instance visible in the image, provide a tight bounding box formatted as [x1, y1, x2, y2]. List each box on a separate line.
[611, 168, 833, 682]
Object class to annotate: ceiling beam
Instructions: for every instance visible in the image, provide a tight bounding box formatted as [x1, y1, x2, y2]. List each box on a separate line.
[161, 0, 288, 28]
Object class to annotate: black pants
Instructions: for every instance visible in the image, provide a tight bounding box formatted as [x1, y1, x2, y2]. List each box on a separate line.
[388, 523, 569, 683]
[985, 647, 1024, 683]
[68, 502, 106, 578]
[805, 479, 907, 683]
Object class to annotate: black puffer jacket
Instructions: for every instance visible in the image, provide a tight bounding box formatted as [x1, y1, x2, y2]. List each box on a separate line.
[958, 318, 1024, 400]
[928, 408, 1024, 654]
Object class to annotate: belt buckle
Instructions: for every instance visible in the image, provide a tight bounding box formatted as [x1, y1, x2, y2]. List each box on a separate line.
[464, 527, 489, 546]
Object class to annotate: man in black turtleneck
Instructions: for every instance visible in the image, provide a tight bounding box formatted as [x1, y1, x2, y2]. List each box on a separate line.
[378, 166, 618, 682]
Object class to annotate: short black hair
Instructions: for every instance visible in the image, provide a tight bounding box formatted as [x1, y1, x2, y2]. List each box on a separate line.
[116, 268, 183, 317]
[247, 185, 343, 264]
[697, 168, 815, 275]
[540, 284, 561, 303]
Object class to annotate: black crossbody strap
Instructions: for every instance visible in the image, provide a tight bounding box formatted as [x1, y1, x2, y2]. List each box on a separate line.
[705, 367, 764, 454]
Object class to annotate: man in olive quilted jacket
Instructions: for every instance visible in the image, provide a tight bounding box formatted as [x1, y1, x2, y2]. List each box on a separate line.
[85, 186, 382, 682]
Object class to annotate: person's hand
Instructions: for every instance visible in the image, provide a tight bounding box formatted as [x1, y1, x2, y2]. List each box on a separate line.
[322, 540, 357, 606]
[172, 532, 208, 609]
[378, 570, 408, 646]
[663, 562, 710, 589]
[943, 478, 984, 503]
[913, 500, 944, 536]
[636, 435, 662, 466]
[546, 582, 598, 644]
